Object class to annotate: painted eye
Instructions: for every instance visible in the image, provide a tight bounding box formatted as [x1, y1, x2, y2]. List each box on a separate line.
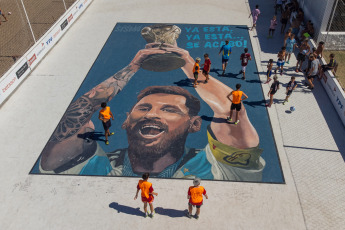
[162, 108, 176, 113]
[138, 107, 150, 111]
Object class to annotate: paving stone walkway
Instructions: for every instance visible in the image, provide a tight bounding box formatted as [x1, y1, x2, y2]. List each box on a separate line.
[247, 0, 345, 229]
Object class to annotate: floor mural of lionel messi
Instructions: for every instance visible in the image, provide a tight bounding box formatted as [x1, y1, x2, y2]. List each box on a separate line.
[31, 23, 284, 183]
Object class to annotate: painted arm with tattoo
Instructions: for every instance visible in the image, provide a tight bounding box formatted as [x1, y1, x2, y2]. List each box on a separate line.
[41, 45, 167, 171]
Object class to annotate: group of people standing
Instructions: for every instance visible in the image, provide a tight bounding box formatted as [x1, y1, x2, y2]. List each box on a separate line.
[248, 1, 338, 108]
[192, 40, 251, 125]
[134, 173, 208, 220]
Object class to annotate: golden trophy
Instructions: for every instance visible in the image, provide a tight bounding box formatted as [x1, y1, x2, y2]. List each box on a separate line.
[141, 24, 186, 72]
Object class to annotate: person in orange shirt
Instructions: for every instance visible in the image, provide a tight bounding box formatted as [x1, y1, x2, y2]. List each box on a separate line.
[226, 84, 248, 125]
[98, 102, 114, 145]
[192, 57, 201, 88]
[187, 178, 208, 219]
[134, 173, 158, 218]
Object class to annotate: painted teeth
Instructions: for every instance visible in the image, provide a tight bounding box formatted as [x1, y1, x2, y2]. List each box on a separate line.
[142, 125, 161, 129]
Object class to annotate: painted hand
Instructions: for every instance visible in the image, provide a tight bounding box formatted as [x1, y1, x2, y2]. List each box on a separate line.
[130, 43, 168, 68]
[153, 43, 191, 62]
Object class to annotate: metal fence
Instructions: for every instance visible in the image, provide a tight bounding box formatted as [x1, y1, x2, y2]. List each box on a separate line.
[327, 0, 345, 32]
[298, 0, 345, 49]
[0, 0, 77, 78]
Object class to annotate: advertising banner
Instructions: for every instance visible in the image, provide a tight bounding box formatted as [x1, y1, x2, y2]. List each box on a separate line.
[0, 0, 93, 106]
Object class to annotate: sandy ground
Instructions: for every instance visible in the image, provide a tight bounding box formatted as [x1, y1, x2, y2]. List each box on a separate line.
[0, 0, 77, 77]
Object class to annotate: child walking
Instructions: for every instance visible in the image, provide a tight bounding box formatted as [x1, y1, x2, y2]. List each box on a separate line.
[268, 15, 278, 38]
[266, 75, 280, 108]
[275, 47, 286, 75]
[249, 5, 260, 31]
[98, 102, 115, 145]
[283, 76, 298, 105]
[187, 178, 208, 220]
[134, 173, 158, 218]
[283, 28, 292, 47]
[266, 59, 274, 83]
[201, 54, 211, 83]
[285, 34, 297, 64]
[193, 57, 201, 87]
[240, 48, 252, 80]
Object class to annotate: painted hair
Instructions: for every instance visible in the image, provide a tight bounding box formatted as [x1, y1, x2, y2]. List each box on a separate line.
[137, 86, 201, 116]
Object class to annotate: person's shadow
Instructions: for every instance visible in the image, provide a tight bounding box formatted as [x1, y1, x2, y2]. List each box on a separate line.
[243, 100, 266, 108]
[77, 131, 105, 142]
[201, 115, 228, 123]
[109, 202, 144, 217]
[109, 203, 187, 218]
[155, 207, 187, 218]
[174, 79, 192, 87]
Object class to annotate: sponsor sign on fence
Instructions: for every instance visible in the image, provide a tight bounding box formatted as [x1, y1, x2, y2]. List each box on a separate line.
[0, 0, 93, 106]
[309, 40, 345, 126]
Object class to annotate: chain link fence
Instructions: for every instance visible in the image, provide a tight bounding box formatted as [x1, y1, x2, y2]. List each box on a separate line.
[0, 0, 77, 78]
[298, 0, 345, 49]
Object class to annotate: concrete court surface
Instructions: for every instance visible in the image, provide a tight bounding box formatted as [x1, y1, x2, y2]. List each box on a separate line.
[0, 0, 343, 229]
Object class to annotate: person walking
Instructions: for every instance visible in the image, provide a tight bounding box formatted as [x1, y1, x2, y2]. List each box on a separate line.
[249, 5, 261, 31]
[192, 57, 201, 87]
[98, 102, 115, 145]
[275, 0, 283, 15]
[275, 47, 286, 75]
[266, 59, 274, 83]
[266, 75, 280, 108]
[201, 53, 211, 83]
[268, 15, 278, 38]
[240, 48, 251, 80]
[280, 5, 290, 33]
[186, 178, 208, 220]
[283, 76, 297, 105]
[134, 173, 158, 218]
[218, 40, 232, 76]
[285, 34, 297, 64]
[227, 84, 248, 125]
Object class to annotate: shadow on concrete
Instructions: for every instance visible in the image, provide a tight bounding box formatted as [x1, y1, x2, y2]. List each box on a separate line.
[243, 100, 266, 108]
[248, 0, 345, 161]
[109, 202, 144, 217]
[247, 0, 284, 54]
[236, 26, 249, 30]
[311, 80, 345, 161]
[273, 98, 285, 104]
[246, 79, 262, 84]
[155, 207, 187, 218]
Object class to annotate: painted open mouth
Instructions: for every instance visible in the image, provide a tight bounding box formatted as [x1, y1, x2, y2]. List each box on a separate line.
[139, 125, 165, 138]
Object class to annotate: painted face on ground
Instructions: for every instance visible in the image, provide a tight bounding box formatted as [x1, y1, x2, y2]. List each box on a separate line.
[123, 93, 194, 158]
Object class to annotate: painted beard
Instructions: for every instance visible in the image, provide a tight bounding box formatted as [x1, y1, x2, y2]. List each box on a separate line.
[126, 119, 188, 169]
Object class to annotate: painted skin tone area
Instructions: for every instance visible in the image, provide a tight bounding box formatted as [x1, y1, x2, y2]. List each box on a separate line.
[41, 39, 259, 175]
